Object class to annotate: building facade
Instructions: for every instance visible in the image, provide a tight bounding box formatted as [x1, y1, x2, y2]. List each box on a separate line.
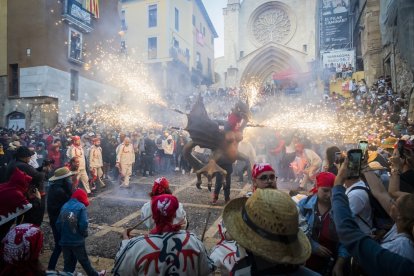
[121, 0, 217, 98]
[215, 0, 317, 88]
[0, 0, 122, 130]
[350, 0, 414, 123]
[350, 0, 383, 87]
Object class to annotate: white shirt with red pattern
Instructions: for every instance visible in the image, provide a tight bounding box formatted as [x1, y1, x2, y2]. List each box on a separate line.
[113, 230, 213, 276]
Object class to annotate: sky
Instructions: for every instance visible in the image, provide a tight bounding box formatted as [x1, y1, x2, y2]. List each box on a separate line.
[203, 1, 227, 58]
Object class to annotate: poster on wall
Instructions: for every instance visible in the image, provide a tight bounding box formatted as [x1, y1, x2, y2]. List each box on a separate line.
[320, 0, 350, 49]
[7, 112, 26, 130]
[321, 49, 355, 69]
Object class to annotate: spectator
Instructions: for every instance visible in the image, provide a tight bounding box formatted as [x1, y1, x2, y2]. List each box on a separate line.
[332, 159, 414, 275]
[344, 170, 373, 235]
[5, 146, 45, 226]
[56, 189, 105, 276]
[0, 168, 33, 241]
[298, 172, 348, 274]
[46, 167, 77, 272]
[223, 189, 317, 275]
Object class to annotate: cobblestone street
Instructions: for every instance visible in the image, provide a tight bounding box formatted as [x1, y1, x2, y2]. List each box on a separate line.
[39, 172, 278, 274]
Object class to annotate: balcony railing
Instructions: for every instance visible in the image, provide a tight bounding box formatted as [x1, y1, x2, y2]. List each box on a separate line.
[62, 0, 93, 33]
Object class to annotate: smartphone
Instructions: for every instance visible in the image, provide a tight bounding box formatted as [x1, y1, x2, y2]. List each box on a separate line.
[358, 140, 368, 152]
[334, 152, 342, 164]
[398, 140, 405, 158]
[347, 149, 363, 179]
[358, 140, 368, 160]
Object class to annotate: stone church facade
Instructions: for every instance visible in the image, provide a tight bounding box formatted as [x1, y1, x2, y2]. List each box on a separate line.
[215, 0, 317, 88]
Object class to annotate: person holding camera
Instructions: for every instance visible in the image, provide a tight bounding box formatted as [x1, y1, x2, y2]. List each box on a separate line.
[342, 150, 373, 236]
[331, 156, 414, 275]
[389, 139, 414, 197]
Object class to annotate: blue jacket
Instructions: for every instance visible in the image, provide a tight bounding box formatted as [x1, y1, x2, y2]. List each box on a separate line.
[332, 186, 414, 276]
[298, 194, 349, 258]
[56, 198, 88, 246]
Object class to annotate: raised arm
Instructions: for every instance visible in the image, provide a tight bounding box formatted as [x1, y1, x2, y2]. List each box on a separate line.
[332, 159, 414, 276]
[362, 171, 392, 217]
[388, 148, 410, 198]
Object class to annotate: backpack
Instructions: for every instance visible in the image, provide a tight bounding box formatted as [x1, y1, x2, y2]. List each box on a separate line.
[349, 185, 393, 233]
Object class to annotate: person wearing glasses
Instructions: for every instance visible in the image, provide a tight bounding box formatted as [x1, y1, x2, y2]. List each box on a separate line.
[297, 172, 349, 275]
[210, 163, 278, 274]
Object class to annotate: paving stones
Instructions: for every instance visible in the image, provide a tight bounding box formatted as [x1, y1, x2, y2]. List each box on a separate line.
[39, 172, 258, 274]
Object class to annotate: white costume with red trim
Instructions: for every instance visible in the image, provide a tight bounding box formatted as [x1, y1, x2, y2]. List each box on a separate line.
[209, 221, 247, 273]
[67, 144, 90, 193]
[89, 144, 104, 186]
[113, 230, 213, 276]
[116, 143, 135, 187]
[141, 201, 187, 230]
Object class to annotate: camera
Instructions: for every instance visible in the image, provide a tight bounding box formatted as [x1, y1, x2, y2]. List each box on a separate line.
[334, 152, 344, 165]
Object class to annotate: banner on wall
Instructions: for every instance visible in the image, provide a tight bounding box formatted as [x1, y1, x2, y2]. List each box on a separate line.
[321, 49, 355, 69]
[320, 0, 350, 49]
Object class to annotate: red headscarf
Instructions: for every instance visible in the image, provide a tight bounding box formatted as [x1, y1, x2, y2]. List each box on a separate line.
[310, 172, 336, 194]
[252, 163, 275, 179]
[150, 194, 180, 234]
[72, 189, 90, 207]
[151, 177, 170, 196]
[0, 169, 33, 226]
[1, 223, 43, 276]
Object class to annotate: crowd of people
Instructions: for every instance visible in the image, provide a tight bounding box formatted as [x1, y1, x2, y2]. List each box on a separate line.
[0, 83, 414, 275]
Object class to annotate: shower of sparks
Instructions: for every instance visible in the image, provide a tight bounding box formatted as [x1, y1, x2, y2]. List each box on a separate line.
[241, 78, 261, 108]
[253, 96, 395, 145]
[91, 105, 162, 130]
[88, 46, 167, 107]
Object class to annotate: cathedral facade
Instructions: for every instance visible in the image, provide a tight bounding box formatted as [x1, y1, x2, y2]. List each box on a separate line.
[215, 0, 317, 88]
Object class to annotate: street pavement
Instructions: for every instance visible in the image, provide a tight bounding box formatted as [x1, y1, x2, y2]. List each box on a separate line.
[40, 172, 298, 274]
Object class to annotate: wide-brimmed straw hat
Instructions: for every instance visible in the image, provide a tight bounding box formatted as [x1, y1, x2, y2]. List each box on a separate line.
[223, 189, 311, 264]
[381, 137, 397, 149]
[49, 167, 77, 181]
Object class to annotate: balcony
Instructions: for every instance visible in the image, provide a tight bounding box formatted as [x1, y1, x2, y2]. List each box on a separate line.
[170, 47, 190, 68]
[62, 0, 93, 33]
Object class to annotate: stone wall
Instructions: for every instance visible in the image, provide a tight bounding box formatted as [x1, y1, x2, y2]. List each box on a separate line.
[361, 0, 383, 86]
[0, 66, 121, 129]
[0, 76, 7, 126]
[394, 48, 414, 100]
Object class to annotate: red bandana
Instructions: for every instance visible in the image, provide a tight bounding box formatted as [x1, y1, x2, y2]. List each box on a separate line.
[252, 163, 275, 179]
[72, 188, 90, 207]
[150, 194, 180, 234]
[151, 177, 169, 196]
[310, 172, 336, 194]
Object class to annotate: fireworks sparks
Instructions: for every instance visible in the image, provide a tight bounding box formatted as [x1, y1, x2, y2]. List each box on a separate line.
[252, 95, 395, 145]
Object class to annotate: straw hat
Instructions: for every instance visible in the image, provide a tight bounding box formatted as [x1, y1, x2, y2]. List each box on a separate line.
[223, 189, 311, 264]
[49, 167, 77, 181]
[381, 137, 397, 149]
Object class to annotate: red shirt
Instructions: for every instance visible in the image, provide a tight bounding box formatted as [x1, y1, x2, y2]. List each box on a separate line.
[306, 210, 338, 272]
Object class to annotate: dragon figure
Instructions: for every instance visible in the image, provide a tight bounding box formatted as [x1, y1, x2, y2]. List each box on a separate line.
[182, 95, 252, 191]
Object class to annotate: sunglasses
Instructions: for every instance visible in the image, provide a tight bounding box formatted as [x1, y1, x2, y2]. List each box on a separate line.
[258, 174, 277, 181]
